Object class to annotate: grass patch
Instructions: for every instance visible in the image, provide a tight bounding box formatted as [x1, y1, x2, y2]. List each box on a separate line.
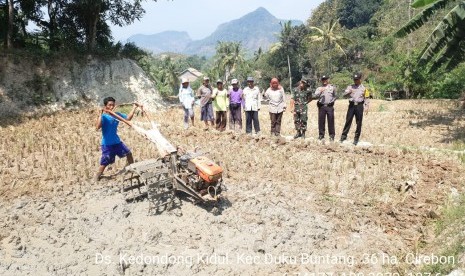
[458, 153, 465, 164]
[420, 195, 465, 274]
[435, 195, 465, 235]
[451, 141, 465, 151]
[378, 104, 387, 112]
[322, 194, 337, 203]
[420, 243, 465, 274]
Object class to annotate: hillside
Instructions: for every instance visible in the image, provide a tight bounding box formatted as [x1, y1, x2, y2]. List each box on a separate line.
[127, 7, 302, 56]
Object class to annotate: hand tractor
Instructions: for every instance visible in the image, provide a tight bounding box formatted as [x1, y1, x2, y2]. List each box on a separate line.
[107, 108, 224, 213]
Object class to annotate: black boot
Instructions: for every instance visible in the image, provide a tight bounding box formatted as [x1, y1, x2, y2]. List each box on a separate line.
[301, 131, 305, 139]
[294, 130, 301, 139]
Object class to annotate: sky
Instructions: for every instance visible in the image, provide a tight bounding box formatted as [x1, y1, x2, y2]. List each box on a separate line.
[110, 0, 325, 42]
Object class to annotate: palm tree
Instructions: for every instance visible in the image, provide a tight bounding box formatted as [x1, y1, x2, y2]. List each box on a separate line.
[154, 57, 178, 96]
[214, 41, 244, 82]
[161, 57, 178, 93]
[308, 18, 351, 55]
[395, 0, 465, 71]
[307, 18, 351, 73]
[254, 47, 263, 62]
[279, 21, 294, 92]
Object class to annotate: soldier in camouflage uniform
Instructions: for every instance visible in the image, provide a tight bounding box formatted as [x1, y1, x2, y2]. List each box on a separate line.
[290, 79, 312, 139]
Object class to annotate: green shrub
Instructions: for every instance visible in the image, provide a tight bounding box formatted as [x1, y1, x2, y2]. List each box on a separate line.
[429, 64, 465, 99]
[121, 42, 148, 61]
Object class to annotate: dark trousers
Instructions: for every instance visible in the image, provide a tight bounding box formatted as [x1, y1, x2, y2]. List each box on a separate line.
[215, 111, 227, 131]
[229, 104, 242, 130]
[318, 106, 335, 138]
[269, 112, 283, 135]
[245, 111, 260, 134]
[341, 103, 364, 141]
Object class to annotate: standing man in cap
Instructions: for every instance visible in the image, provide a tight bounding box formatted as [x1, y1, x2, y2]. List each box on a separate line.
[178, 78, 195, 129]
[197, 76, 214, 129]
[264, 77, 286, 136]
[313, 75, 337, 141]
[340, 73, 370, 145]
[290, 79, 312, 139]
[228, 78, 243, 132]
[242, 76, 261, 135]
[212, 79, 229, 131]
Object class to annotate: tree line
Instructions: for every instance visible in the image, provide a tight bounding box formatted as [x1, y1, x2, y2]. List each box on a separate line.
[1, 0, 155, 51]
[2, 0, 465, 99]
[142, 0, 465, 99]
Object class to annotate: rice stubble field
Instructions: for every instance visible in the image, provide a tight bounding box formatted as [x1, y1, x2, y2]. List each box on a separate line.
[0, 99, 464, 275]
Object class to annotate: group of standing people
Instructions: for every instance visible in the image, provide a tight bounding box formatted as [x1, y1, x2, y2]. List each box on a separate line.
[178, 73, 370, 145]
[178, 76, 288, 136]
[291, 73, 370, 145]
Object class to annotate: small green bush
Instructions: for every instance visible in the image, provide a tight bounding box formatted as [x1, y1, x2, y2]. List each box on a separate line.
[429, 64, 465, 99]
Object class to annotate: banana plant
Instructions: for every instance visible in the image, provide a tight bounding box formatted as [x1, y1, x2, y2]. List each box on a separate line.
[395, 0, 465, 71]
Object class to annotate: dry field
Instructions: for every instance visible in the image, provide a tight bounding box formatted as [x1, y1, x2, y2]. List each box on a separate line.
[0, 99, 464, 275]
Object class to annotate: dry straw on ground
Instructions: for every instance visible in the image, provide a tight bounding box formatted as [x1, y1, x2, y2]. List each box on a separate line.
[0, 99, 464, 274]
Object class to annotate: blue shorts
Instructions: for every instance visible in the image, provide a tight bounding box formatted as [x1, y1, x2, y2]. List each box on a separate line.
[100, 142, 131, 166]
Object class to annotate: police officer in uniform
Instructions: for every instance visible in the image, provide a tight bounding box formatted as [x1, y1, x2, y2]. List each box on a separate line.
[340, 73, 370, 145]
[313, 75, 337, 141]
[290, 79, 312, 139]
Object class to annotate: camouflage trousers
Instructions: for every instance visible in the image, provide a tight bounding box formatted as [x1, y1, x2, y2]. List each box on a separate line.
[294, 112, 308, 131]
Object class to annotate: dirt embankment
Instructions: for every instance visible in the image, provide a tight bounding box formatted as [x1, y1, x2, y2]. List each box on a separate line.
[0, 54, 163, 118]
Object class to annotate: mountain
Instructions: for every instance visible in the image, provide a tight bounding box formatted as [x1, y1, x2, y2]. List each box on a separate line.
[126, 31, 192, 54]
[126, 7, 302, 56]
[183, 7, 302, 56]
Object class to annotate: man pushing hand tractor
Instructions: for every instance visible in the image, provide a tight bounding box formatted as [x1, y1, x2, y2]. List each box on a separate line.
[94, 96, 143, 182]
